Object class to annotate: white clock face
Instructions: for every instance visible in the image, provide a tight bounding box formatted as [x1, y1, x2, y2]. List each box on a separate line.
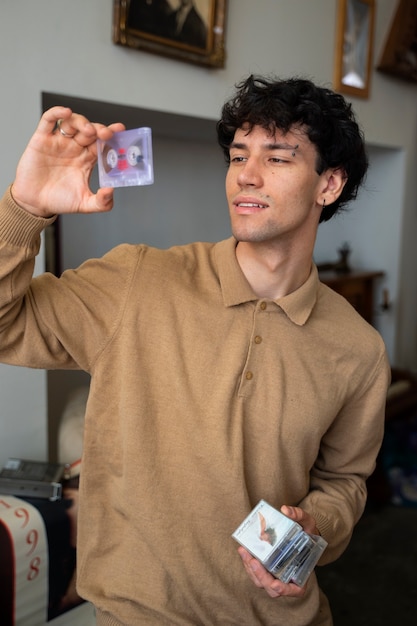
[127, 144, 142, 166]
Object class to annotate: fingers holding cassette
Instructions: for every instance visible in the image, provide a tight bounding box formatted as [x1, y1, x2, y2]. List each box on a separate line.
[12, 107, 129, 217]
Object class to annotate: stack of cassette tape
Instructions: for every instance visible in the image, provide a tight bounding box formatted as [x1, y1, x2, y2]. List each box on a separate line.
[232, 499, 327, 587]
[97, 127, 154, 188]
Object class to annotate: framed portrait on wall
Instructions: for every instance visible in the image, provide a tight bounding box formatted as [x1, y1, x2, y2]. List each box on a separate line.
[333, 0, 375, 98]
[113, 0, 227, 68]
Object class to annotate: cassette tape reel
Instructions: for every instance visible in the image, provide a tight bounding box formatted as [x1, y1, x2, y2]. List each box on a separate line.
[104, 146, 119, 172]
[126, 144, 144, 167]
[97, 127, 153, 188]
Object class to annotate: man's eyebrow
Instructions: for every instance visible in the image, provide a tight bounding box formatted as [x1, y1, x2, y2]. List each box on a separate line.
[230, 141, 299, 152]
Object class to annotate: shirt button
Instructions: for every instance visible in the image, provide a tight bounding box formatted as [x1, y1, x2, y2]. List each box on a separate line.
[260, 302, 267, 310]
[254, 335, 262, 344]
[245, 371, 253, 380]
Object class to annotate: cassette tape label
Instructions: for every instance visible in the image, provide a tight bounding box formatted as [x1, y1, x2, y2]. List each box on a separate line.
[97, 127, 154, 188]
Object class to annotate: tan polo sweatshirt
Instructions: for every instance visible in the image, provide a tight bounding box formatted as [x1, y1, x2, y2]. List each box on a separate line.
[0, 188, 390, 625]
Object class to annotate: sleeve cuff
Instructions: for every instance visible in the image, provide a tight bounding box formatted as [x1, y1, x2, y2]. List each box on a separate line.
[0, 185, 56, 248]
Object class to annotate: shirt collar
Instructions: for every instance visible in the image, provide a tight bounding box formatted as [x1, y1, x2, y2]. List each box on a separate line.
[214, 237, 319, 326]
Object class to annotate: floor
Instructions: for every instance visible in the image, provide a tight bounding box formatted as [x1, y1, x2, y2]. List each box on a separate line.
[316, 504, 417, 625]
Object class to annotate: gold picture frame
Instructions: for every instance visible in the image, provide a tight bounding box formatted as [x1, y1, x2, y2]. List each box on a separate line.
[113, 0, 227, 68]
[334, 0, 375, 98]
[377, 0, 417, 84]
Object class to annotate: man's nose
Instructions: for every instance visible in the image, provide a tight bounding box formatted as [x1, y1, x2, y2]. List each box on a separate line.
[237, 159, 263, 187]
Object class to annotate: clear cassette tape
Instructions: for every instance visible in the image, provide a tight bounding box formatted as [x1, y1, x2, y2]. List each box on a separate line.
[97, 127, 154, 188]
[232, 500, 328, 587]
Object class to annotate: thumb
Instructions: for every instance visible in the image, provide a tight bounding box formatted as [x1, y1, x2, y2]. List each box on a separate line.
[90, 188, 114, 213]
[280, 505, 319, 535]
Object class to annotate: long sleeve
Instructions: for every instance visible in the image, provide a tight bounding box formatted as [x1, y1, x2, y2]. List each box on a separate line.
[0, 186, 138, 372]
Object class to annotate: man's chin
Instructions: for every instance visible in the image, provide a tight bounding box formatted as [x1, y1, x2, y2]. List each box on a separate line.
[232, 228, 269, 244]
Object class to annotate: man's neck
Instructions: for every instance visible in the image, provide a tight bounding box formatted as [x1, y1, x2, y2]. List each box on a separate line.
[235, 241, 313, 300]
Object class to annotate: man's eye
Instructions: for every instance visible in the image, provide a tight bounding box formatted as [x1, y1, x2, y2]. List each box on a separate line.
[230, 156, 246, 163]
[270, 157, 288, 163]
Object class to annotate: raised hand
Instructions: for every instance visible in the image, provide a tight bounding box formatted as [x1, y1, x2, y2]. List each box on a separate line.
[12, 106, 125, 217]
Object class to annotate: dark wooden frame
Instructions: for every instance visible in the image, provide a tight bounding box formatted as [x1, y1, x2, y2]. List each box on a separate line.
[377, 0, 417, 84]
[333, 0, 375, 98]
[113, 0, 227, 68]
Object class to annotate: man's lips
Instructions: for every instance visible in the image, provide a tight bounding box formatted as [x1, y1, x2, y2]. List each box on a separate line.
[233, 198, 269, 214]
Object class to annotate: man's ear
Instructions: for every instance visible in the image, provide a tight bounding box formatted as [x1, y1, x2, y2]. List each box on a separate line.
[318, 168, 347, 206]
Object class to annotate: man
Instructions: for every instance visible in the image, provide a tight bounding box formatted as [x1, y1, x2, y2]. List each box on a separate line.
[127, 0, 173, 39]
[0, 75, 390, 625]
[167, 0, 208, 49]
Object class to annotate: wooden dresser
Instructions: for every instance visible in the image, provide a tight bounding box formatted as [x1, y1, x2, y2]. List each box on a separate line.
[319, 270, 384, 325]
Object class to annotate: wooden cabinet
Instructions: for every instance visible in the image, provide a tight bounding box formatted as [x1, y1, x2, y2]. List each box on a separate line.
[319, 270, 384, 325]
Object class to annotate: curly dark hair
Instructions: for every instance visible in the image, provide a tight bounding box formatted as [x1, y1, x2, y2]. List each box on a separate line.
[216, 75, 368, 222]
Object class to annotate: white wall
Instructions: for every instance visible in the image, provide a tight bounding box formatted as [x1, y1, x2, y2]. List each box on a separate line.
[315, 144, 405, 357]
[60, 135, 230, 262]
[1, 0, 416, 465]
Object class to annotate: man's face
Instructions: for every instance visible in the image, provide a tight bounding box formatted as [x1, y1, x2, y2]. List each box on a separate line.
[225, 124, 327, 247]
